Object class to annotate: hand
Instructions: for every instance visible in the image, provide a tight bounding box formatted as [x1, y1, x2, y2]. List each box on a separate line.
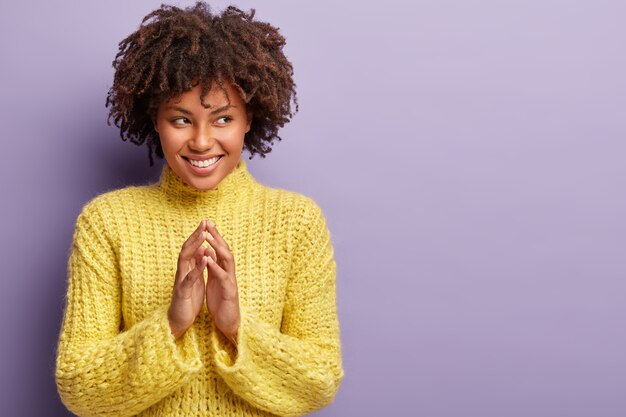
[205, 220, 240, 345]
[168, 220, 211, 340]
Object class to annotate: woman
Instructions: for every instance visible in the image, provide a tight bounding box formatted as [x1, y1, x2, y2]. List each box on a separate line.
[54, 3, 344, 416]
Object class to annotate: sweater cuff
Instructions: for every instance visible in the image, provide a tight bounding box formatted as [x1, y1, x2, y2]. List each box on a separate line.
[210, 306, 246, 371]
[153, 304, 204, 374]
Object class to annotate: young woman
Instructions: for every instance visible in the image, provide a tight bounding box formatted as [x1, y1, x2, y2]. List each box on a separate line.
[54, 3, 344, 416]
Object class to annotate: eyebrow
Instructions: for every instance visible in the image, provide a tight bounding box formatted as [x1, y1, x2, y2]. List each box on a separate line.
[166, 105, 235, 115]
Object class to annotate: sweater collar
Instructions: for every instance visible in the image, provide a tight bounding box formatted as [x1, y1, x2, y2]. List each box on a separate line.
[157, 158, 254, 202]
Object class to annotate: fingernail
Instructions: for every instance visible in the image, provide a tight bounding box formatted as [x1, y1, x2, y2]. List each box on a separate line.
[208, 232, 215, 240]
[207, 220, 214, 227]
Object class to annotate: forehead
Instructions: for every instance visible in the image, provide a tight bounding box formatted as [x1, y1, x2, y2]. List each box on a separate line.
[164, 81, 244, 109]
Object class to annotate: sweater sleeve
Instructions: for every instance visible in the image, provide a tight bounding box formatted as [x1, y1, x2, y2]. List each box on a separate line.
[210, 198, 345, 417]
[55, 198, 203, 417]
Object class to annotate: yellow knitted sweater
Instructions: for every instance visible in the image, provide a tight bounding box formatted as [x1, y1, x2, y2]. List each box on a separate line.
[55, 159, 344, 417]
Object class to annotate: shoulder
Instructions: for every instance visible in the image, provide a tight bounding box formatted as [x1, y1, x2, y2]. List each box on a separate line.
[77, 184, 158, 220]
[255, 183, 327, 223]
[73, 184, 158, 243]
[254, 183, 331, 248]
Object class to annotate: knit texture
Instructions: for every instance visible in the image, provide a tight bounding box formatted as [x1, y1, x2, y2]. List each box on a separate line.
[55, 159, 344, 417]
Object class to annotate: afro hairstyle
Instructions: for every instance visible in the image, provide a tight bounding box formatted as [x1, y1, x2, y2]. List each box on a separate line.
[105, 2, 298, 166]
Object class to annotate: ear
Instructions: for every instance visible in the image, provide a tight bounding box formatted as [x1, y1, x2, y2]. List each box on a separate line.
[152, 116, 159, 133]
[245, 111, 252, 133]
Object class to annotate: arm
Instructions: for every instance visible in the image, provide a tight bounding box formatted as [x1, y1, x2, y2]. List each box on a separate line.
[210, 199, 345, 417]
[55, 198, 203, 417]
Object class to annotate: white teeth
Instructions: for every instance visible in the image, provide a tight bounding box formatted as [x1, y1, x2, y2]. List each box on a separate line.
[188, 156, 221, 168]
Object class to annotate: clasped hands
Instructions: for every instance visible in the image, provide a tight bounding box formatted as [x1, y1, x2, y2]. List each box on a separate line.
[168, 220, 240, 347]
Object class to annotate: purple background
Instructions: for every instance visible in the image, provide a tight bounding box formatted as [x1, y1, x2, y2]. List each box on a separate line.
[1, 0, 625, 415]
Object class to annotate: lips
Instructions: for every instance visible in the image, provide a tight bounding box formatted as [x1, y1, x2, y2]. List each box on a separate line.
[183, 155, 224, 174]
[184, 154, 224, 161]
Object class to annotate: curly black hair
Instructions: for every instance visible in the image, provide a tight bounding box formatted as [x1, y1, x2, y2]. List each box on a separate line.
[105, 2, 298, 166]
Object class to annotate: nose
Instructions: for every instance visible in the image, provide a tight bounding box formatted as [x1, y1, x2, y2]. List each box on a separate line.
[189, 124, 216, 152]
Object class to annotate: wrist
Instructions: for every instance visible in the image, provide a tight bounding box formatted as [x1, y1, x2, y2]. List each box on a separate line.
[226, 333, 238, 348]
[222, 327, 239, 348]
[168, 317, 186, 340]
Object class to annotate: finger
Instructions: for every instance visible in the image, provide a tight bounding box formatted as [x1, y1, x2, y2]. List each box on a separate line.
[179, 222, 208, 266]
[207, 240, 234, 269]
[193, 243, 208, 268]
[184, 220, 206, 248]
[175, 242, 205, 285]
[207, 257, 239, 299]
[182, 255, 208, 289]
[206, 255, 229, 282]
[204, 246, 217, 264]
[206, 220, 229, 247]
[177, 231, 207, 276]
[206, 221, 235, 269]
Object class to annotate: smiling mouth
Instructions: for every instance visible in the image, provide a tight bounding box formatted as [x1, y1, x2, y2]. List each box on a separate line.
[183, 155, 223, 168]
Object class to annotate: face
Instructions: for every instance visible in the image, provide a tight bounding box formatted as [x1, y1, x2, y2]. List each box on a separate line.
[154, 82, 251, 191]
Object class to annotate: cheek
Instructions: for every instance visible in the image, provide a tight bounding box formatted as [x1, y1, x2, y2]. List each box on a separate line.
[159, 128, 185, 152]
[220, 126, 247, 146]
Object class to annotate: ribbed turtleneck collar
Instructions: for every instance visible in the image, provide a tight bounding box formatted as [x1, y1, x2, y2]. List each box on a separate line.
[157, 158, 255, 203]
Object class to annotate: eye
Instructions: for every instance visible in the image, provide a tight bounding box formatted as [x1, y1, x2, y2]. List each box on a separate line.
[172, 117, 190, 126]
[215, 116, 232, 125]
